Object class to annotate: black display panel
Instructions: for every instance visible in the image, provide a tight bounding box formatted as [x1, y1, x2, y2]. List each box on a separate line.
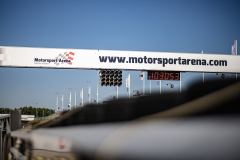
[147, 71, 180, 80]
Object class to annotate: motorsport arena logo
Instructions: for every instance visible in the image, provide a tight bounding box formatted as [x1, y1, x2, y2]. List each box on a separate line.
[34, 52, 75, 65]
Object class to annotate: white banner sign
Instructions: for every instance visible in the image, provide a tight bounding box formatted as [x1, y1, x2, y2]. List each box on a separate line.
[0, 46, 240, 73]
[126, 74, 130, 88]
[80, 89, 83, 99]
[231, 40, 237, 55]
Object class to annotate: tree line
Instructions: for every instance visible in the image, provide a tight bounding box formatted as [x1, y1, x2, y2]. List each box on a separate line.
[0, 106, 55, 117]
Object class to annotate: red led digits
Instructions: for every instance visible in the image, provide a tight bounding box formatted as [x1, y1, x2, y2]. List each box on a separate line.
[154, 72, 158, 79]
[148, 71, 180, 80]
[175, 73, 179, 80]
[170, 73, 174, 80]
[164, 73, 169, 79]
[159, 72, 163, 79]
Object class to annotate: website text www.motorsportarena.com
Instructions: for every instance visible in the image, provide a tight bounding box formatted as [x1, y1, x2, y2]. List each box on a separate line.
[99, 56, 227, 67]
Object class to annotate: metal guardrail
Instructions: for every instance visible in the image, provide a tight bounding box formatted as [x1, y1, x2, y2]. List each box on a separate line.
[34, 115, 59, 120]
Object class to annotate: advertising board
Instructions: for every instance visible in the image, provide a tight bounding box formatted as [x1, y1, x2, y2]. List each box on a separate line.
[0, 46, 240, 73]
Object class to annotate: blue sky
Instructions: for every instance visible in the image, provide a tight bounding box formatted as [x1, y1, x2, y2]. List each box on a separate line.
[0, 0, 239, 110]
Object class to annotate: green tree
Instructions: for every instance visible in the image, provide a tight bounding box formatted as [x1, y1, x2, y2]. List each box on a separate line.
[0, 108, 11, 114]
[1, 107, 55, 117]
[0, 108, 3, 113]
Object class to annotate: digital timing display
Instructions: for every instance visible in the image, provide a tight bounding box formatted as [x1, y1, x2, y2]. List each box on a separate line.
[148, 71, 180, 80]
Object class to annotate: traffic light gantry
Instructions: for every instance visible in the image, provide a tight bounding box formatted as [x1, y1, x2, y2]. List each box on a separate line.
[99, 70, 122, 87]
